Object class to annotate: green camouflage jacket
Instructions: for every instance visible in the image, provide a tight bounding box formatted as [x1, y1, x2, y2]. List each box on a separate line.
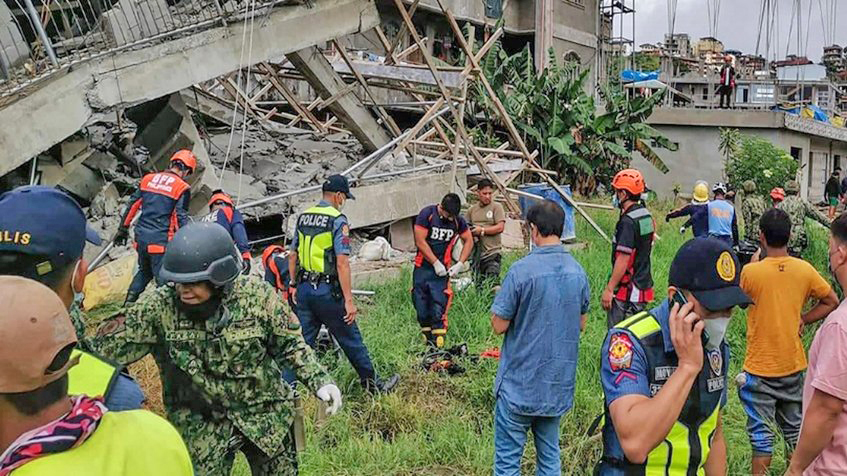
[740, 195, 767, 243]
[91, 276, 333, 456]
[778, 195, 830, 251]
[69, 303, 94, 352]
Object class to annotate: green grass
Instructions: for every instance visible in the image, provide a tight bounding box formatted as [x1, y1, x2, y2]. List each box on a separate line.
[227, 204, 834, 475]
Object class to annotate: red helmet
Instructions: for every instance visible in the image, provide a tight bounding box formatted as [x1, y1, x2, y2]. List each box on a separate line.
[170, 149, 197, 174]
[770, 187, 785, 202]
[207, 190, 234, 209]
[611, 169, 646, 196]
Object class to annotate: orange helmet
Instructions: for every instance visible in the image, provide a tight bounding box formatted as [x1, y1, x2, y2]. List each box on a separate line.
[208, 189, 234, 209]
[770, 187, 785, 202]
[611, 169, 646, 196]
[170, 149, 197, 174]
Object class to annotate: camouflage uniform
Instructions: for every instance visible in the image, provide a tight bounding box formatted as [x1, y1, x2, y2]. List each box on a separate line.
[740, 195, 767, 243]
[92, 275, 334, 476]
[778, 195, 831, 256]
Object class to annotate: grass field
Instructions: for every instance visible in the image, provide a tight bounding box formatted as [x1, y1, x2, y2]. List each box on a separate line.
[119, 201, 833, 475]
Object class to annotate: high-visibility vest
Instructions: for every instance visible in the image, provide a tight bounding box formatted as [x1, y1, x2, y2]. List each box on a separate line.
[11, 409, 193, 475]
[600, 311, 727, 475]
[67, 349, 120, 400]
[296, 205, 342, 275]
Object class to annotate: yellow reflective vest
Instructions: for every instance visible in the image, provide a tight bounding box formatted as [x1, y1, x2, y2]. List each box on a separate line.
[296, 205, 342, 275]
[11, 409, 193, 475]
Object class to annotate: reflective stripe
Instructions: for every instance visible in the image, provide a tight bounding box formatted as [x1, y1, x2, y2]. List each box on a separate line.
[67, 349, 120, 399]
[626, 317, 661, 339]
[646, 421, 690, 474]
[626, 207, 651, 220]
[615, 311, 651, 330]
[698, 405, 720, 472]
[297, 206, 341, 274]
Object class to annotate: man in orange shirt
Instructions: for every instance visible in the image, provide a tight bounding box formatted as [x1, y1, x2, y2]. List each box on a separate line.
[738, 208, 839, 475]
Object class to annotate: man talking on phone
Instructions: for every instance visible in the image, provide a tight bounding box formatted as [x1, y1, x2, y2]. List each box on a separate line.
[596, 237, 753, 475]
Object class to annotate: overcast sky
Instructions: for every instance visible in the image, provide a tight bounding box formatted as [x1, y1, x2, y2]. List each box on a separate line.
[617, 0, 846, 62]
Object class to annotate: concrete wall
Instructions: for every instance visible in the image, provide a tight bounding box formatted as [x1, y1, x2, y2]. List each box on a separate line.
[0, 0, 381, 175]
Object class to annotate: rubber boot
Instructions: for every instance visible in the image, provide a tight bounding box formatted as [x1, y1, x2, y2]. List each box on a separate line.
[432, 328, 446, 349]
[421, 327, 432, 347]
[124, 291, 141, 305]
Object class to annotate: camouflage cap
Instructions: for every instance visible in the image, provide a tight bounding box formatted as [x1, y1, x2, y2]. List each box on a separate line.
[785, 180, 800, 194]
[742, 180, 757, 193]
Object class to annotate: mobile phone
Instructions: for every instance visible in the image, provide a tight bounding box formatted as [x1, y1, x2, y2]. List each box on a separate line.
[672, 289, 710, 345]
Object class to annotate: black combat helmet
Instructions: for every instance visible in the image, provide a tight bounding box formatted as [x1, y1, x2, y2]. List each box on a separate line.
[160, 222, 241, 286]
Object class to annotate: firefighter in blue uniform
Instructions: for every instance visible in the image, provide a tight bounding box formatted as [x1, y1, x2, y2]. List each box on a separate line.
[412, 193, 474, 349]
[598, 238, 753, 475]
[707, 183, 739, 247]
[203, 189, 252, 273]
[288, 174, 399, 393]
[114, 150, 195, 303]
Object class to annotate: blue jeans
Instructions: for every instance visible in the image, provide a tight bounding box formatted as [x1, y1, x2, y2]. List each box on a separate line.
[295, 281, 375, 383]
[128, 245, 165, 296]
[494, 397, 561, 476]
[105, 374, 145, 411]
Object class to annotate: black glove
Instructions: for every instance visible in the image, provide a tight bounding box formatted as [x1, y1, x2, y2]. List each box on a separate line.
[664, 214, 671, 223]
[242, 258, 252, 275]
[113, 227, 129, 246]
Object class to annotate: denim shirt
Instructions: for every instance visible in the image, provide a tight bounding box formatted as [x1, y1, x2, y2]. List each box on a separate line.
[491, 244, 591, 416]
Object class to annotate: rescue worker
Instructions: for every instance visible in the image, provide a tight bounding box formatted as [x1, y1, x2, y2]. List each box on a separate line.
[114, 149, 196, 303]
[0, 277, 193, 475]
[203, 189, 252, 273]
[92, 222, 342, 475]
[263, 244, 292, 305]
[665, 180, 709, 237]
[466, 178, 506, 288]
[740, 180, 767, 244]
[602, 169, 654, 328]
[597, 238, 753, 474]
[412, 192, 474, 349]
[706, 182, 739, 246]
[770, 187, 785, 206]
[0, 186, 144, 411]
[288, 174, 399, 392]
[778, 180, 831, 257]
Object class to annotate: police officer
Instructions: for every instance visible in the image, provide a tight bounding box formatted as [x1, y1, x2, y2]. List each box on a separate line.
[597, 238, 753, 475]
[707, 182, 739, 246]
[203, 189, 251, 273]
[92, 222, 342, 475]
[778, 180, 831, 257]
[288, 174, 399, 393]
[0, 186, 144, 411]
[114, 149, 196, 303]
[412, 192, 474, 349]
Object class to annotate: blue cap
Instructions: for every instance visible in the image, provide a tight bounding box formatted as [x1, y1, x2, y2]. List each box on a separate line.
[322, 174, 355, 199]
[669, 237, 752, 311]
[0, 186, 102, 275]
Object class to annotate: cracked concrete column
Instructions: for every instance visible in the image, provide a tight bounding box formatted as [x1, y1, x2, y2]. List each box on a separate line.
[286, 46, 390, 152]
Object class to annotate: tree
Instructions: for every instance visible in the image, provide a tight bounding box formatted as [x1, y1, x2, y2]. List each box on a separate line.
[724, 131, 799, 195]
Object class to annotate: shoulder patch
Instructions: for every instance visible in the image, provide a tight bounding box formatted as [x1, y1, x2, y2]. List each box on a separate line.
[97, 315, 127, 337]
[341, 224, 349, 236]
[608, 333, 634, 371]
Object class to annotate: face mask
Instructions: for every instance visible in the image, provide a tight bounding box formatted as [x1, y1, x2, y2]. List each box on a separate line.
[71, 261, 85, 306]
[830, 251, 843, 295]
[177, 291, 223, 322]
[612, 194, 620, 208]
[703, 316, 730, 349]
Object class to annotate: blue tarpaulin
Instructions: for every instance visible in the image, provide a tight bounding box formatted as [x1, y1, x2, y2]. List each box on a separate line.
[517, 184, 576, 241]
[775, 104, 831, 123]
[620, 70, 660, 82]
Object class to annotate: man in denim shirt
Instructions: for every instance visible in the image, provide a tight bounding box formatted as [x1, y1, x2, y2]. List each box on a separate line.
[491, 200, 590, 476]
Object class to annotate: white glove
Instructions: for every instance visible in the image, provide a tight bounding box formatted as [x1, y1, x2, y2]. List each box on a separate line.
[316, 384, 342, 416]
[433, 261, 448, 277]
[448, 262, 464, 277]
[679, 226, 686, 234]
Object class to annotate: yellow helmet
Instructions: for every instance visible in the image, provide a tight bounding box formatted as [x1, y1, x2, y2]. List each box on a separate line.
[692, 181, 709, 204]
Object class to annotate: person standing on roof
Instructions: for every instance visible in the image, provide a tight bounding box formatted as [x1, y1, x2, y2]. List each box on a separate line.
[602, 169, 655, 328]
[707, 182, 739, 247]
[779, 180, 831, 257]
[203, 189, 252, 274]
[412, 193, 474, 350]
[0, 277, 193, 476]
[666, 181, 709, 237]
[114, 149, 196, 303]
[288, 174, 399, 393]
[718, 55, 736, 109]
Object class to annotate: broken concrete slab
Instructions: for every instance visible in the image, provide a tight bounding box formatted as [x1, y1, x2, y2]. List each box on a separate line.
[216, 169, 268, 204]
[389, 217, 416, 252]
[58, 165, 105, 204]
[90, 183, 120, 219]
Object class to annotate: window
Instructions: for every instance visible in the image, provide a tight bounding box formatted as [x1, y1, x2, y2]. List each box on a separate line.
[790, 147, 802, 162]
[484, 0, 502, 19]
[808, 151, 814, 189]
[835, 155, 841, 172]
[702, 87, 709, 101]
[563, 51, 581, 65]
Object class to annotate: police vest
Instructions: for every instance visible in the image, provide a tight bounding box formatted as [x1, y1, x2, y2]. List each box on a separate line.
[296, 205, 342, 275]
[601, 312, 727, 475]
[67, 349, 120, 400]
[12, 410, 193, 475]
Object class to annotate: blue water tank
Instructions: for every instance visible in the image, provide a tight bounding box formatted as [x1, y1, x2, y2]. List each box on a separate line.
[517, 183, 576, 241]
